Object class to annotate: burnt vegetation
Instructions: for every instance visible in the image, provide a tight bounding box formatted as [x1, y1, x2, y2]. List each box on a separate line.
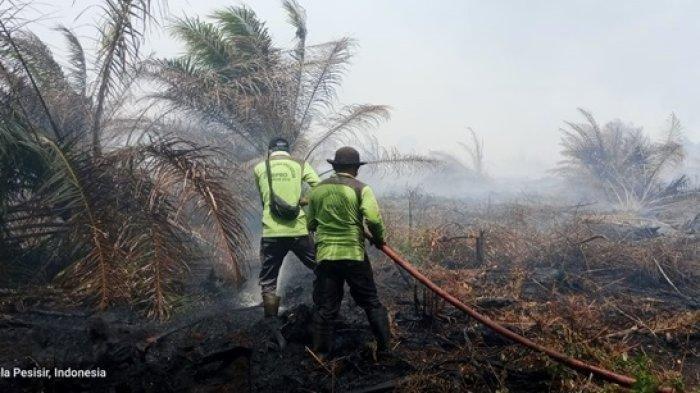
[558, 109, 692, 212]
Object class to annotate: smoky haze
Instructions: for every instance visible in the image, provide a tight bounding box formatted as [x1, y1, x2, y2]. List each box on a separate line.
[28, 0, 700, 179]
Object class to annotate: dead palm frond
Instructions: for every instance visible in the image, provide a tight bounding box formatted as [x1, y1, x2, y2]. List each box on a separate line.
[302, 104, 390, 160]
[38, 137, 126, 309]
[353, 135, 441, 176]
[144, 139, 250, 282]
[294, 38, 354, 137]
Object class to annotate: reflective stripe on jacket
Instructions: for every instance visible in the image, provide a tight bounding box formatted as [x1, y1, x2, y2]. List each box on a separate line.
[253, 151, 320, 237]
[307, 173, 386, 261]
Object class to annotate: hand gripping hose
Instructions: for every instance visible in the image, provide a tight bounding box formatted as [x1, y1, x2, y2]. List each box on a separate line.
[375, 241, 675, 392]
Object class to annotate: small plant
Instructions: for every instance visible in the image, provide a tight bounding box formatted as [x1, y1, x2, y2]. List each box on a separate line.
[617, 355, 659, 393]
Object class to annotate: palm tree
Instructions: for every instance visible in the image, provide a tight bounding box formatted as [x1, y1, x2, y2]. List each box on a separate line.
[459, 127, 485, 178]
[144, 1, 391, 163]
[0, 0, 249, 320]
[558, 109, 688, 211]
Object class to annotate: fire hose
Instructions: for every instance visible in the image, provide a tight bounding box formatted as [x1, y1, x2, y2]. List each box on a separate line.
[373, 240, 675, 393]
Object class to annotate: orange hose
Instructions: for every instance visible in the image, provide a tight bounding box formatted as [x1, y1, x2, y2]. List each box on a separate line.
[377, 242, 674, 393]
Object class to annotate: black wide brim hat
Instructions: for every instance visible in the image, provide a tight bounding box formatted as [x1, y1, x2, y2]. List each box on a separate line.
[326, 146, 366, 166]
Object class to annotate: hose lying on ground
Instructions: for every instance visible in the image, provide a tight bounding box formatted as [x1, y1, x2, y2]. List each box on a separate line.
[375, 241, 675, 393]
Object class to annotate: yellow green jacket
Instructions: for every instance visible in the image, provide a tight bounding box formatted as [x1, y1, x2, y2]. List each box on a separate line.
[307, 173, 386, 261]
[254, 151, 319, 237]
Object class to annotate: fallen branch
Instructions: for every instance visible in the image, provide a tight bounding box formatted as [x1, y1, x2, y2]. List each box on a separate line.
[304, 346, 340, 393]
[652, 257, 687, 298]
[575, 235, 608, 245]
[607, 302, 659, 340]
[603, 325, 677, 340]
[304, 346, 333, 374]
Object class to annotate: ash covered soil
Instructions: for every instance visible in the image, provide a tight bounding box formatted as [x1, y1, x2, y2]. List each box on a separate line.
[0, 248, 698, 393]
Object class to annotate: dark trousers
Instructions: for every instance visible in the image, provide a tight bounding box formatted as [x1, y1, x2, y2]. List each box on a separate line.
[312, 257, 387, 333]
[259, 235, 316, 294]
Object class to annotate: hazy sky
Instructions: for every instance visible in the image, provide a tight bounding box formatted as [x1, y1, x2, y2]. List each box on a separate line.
[27, 0, 700, 177]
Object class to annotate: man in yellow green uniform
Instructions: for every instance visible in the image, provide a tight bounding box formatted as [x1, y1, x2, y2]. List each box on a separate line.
[307, 146, 391, 359]
[253, 137, 319, 318]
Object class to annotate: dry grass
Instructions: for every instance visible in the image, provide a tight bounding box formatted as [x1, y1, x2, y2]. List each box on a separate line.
[376, 196, 699, 392]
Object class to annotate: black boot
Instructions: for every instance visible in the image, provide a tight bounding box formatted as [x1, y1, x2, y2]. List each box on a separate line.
[312, 314, 333, 361]
[366, 306, 391, 354]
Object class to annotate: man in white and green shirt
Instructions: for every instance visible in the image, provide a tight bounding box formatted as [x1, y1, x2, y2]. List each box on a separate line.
[253, 137, 319, 318]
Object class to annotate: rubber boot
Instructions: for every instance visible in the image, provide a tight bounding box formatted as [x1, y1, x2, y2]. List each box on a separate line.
[367, 306, 392, 358]
[262, 293, 286, 350]
[312, 314, 333, 361]
[262, 292, 280, 318]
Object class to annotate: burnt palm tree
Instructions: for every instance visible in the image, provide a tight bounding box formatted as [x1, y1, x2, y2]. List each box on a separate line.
[0, 0, 248, 320]
[558, 109, 687, 211]
[459, 127, 486, 178]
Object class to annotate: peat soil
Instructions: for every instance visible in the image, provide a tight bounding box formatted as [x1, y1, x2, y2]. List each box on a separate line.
[0, 258, 697, 392]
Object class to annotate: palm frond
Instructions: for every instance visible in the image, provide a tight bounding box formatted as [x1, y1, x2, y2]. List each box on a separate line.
[283, 0, 307, 60]
[38, 137, 123, 309]
[0, 30, 67, 90]
[283, 0, 307, 133]
[128, 195, 189, 321]
[145, 139, 250, 283]
[91, 0, 159, 155]
[143, 57, 264, 151]
[212, 6, 273, 61]
[639, 113, 685, 201]
[170, 16, 232, 70]
[303, 104, 389, 160]
[0, 18, 63, 140]
[55, 26, 87, 97]
[361, 140, 441, 176]
[296, 38, 354, 133]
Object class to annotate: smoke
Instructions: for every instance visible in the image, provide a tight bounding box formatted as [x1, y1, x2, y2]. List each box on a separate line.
[677, 137, 700, 185]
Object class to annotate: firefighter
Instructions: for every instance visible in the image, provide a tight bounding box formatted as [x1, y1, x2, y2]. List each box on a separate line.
[307, 146, 391, 360]
[253, 137, 320, 319]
